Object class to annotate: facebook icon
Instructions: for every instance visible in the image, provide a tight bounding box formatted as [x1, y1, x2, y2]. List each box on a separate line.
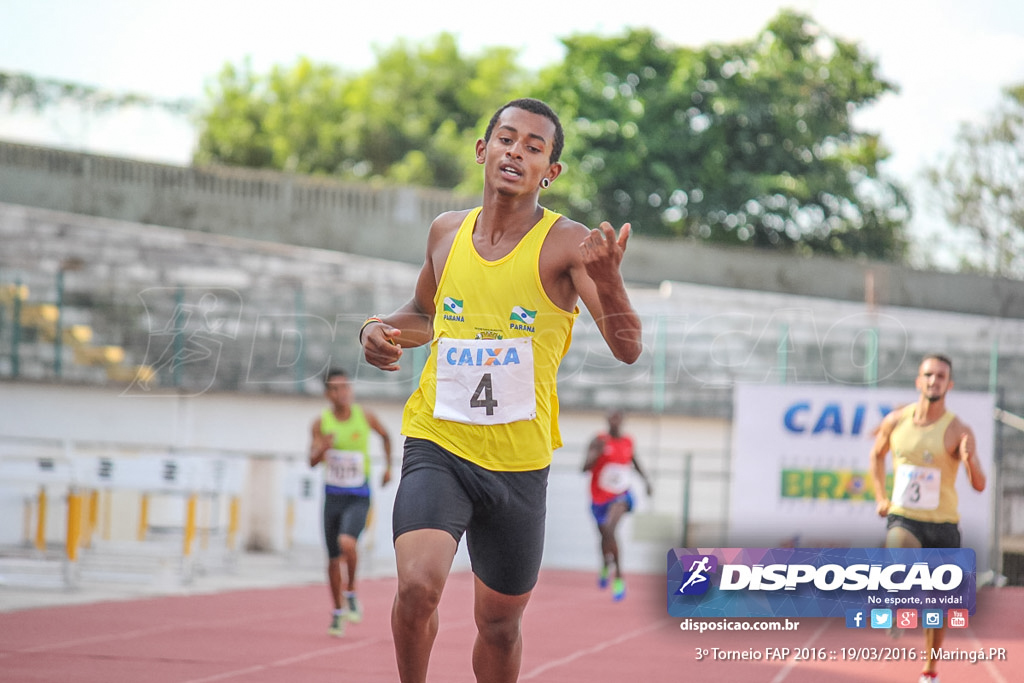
[845, 609, 866, 629]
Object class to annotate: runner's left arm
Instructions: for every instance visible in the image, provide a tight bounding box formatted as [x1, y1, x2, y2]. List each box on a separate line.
[869, 409, 901, 517]
[309, 418, 331, 467]
[956, 425, 986, 492]
[582, 436, 603, 473]
[573, 221, 642, 364]
[364, 409, 393, 486]
[631, 446, 653, 496]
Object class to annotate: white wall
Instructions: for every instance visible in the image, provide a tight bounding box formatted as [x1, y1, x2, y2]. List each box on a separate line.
[0, 381, 731, 576]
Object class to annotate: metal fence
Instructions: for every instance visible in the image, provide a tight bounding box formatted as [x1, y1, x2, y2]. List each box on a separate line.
[4, 203, 1024, 583]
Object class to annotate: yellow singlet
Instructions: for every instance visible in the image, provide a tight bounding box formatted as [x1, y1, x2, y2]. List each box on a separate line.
[401, 206, 577, 471]
[889, 409, 960, 523]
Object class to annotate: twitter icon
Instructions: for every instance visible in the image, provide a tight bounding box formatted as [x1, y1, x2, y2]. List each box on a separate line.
[870, 609, 893, 629]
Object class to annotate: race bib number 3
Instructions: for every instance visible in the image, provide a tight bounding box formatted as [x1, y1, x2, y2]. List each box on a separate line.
[434, 337, 536, 425]
[891, 463, 941, 510]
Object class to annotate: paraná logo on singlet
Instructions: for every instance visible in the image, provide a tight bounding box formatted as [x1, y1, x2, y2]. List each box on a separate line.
[443, 296, 464, 322]
[509, 305, 536, 332]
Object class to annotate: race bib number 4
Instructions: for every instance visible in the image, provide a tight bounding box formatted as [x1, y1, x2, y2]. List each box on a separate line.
[434, 337, 536, 425]
[891, 463, 941, 510]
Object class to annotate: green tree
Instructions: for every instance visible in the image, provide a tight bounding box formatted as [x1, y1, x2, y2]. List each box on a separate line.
[0, 70, 194, 114]
[194, 57, 349, 172]
[925, 84, 1024, 277]
[194, 34, 526, 187]
[536, 11, 909, 259]
[11, 13, 910, 260]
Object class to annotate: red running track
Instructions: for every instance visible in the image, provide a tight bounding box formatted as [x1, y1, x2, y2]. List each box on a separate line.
[0, 570, 1020, 682]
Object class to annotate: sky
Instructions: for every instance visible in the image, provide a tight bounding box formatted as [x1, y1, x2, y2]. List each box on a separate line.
[2, 0, 1024, 265]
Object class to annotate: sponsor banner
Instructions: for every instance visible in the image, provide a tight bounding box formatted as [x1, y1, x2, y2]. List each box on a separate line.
[729, 385, 994, 572]
[667, 547, 975, 618]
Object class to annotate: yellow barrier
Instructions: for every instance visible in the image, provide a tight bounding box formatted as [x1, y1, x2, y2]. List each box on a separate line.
[35, 485, 47, 551]
[66, 489, 82, 563]
[3, 449, 254, 590]
[138, 493, 149, 541]
[227, 496, 240, 551]
[82, 489, 99, 549]
[183, 493, 198, 558]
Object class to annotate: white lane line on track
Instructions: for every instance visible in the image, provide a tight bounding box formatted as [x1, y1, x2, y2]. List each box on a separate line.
[179, 613, 480, 682]
[966, 628, 1008, 683]
[519, 621, 663, 680]
[181, 636, 388, 683]
[768, 619, 831, 683]
[3, 606, 314, 656]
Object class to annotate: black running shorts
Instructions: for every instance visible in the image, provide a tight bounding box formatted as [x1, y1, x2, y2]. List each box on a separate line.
[393, 437, 549, 596]
[323, 493, 370, 558]
[887, 513, 961, 549]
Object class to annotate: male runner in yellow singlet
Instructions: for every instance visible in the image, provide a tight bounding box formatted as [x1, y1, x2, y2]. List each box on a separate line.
[869, 353, 986, 683]
[359, 98, 642, 683]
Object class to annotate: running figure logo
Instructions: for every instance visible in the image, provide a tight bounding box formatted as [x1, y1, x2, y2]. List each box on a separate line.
[677, 554, 718, 595]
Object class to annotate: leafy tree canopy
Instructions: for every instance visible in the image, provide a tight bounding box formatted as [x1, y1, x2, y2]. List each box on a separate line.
[2, 11, 912, 260]
[536, 12, 908, 258]
[194, 33, 527, 187]
[925, 83, 1024, 277]
[0, 70, 192, 114]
